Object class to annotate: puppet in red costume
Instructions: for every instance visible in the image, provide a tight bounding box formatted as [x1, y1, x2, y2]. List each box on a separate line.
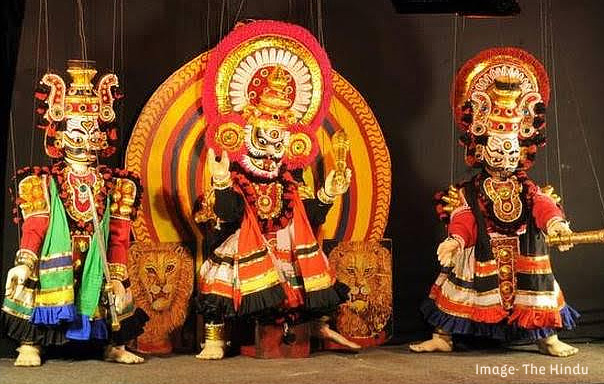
[2, 60, 148, 366]
[194, 20, 360, 359]
[410, 48, 580, 357]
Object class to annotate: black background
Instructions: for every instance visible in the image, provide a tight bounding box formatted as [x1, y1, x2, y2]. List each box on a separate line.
[2, 0, 604, 357]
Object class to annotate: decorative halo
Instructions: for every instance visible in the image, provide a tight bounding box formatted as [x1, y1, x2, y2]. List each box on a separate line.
[203, 20, 332, 133]
[125, 52, 391, 264]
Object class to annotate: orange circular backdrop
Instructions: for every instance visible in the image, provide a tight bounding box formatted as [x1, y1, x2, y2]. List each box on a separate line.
[125, 52, 391, 253]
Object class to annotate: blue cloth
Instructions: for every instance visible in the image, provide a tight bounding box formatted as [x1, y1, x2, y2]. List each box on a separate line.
[65, 314, 108, 341]
[31, 304, 76, 325]
[420, 299, 580, 341]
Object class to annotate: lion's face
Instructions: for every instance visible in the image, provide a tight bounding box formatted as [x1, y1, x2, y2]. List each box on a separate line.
[337, 248, 378, 312]
[128, 242, 194, 352]
[139, 250, 180, 311]
[129, 243, 193, 316]
[330, 241, 392, 337]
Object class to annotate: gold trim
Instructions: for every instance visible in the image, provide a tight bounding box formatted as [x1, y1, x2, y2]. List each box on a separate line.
[297, 184, 315, 199]
[18, 175, 50, 219]
[515, 289, 557, 297]
[110, 178, 137, 219]
[205, 323, 225, 342]
[483, 177, 522, 223]
[238, 254, 268, 268]
[317, 187, 335, 204]
[15, 249, 38, 270]
[108, 263, 128, 281]
[546, 229, 604, 247]
[212, 176, 233, 190]
[64, 165, 104, 223]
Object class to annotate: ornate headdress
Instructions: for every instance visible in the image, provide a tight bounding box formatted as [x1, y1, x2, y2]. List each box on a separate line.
[36, 59, 120, 159]
[452, 47, 550, 170]
[202, 20, 332, 171]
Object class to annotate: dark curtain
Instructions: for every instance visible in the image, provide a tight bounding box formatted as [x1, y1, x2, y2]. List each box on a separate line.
[2, 0, 604, 357]
[0, 0, 25, 357]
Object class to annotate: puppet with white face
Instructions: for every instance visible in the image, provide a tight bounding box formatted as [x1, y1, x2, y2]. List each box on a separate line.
[194, 20, 358, 360]
[2, 60, 147, 367]
[410, 48, 580, 358]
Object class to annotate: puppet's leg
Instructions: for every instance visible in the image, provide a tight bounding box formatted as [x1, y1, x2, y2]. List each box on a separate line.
[104, 345, 145, 364]
[196, 323, 226, 360]
[537, 334, 578, 357]
[14, 344, 42, 367]
[312, 316, 361, 351]
[409, 329, 453, 353]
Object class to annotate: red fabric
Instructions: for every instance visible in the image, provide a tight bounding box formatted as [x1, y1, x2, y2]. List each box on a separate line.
[231, 188, 334, 310]
[447, 209, 477, 248]
[108, 218, 131, 265]
[20, 215, 50, 254]
[508, 307, 563, 329]
[532, 193, 564, 230]
[429, 285, 508, 324]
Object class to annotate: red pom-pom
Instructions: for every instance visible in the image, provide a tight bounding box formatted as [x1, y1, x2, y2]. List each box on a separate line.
[101, 146, 117, 158]
[35, 91, 49, 100]
[113, 89, 124, 100]
[46, 145, 63, 158]
[107, 128, 118, 141]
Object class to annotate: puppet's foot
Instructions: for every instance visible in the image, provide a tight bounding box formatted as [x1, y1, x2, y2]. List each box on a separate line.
[14, 344, 41, 367]
[537, 334, 578, 357]
[314, 322, 361, 351]
[196, 340, 225, 360]
[409, 332, 453, 353]
[104, 345, 145, 364]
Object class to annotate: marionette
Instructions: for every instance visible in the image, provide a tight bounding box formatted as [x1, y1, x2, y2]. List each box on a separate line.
[193, 20, 361, 359]
[409, 47, 583, 357]
[2, 60, 148, 366]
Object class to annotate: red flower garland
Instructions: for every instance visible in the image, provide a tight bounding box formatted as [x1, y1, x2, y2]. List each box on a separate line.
[232, 170, 299, 233]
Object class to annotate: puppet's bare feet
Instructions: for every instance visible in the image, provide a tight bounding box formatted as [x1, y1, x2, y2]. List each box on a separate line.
[409, 333, 453, 353]
[314, 322, 361, 351]
[196, 340, 225, 360]
[14, 344, 41, 367]
[104, 345, 145, 364]
[537, 334, 578, 357]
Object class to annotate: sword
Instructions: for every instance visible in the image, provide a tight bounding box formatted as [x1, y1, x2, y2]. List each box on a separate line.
[81, 184, 121, 331]
[545, 229, 604, 247]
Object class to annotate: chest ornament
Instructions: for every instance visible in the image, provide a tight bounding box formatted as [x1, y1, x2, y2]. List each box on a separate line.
[483, 177, 522, 223]
[253, 182, 284, 220]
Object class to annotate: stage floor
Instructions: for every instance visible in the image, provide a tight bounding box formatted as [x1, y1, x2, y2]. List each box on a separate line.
[1, 342, 604, 384]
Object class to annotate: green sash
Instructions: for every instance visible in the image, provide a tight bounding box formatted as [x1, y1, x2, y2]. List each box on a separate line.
[35, 178, 75, 307]
[34, 178, 109, 317]
[76, 198, 110, 316]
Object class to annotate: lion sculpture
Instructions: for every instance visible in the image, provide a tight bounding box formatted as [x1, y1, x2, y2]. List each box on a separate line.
[329, 241, 392, 346]
[128, 242, 194, 354]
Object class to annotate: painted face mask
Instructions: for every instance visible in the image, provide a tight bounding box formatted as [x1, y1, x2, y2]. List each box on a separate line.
[241, 123, 290, 179]
[483, 132, 521, 176]
[58, 117, 107, 165]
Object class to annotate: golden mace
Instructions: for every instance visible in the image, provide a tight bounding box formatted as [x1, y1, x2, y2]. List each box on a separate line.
[545, 229, 604, 247]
